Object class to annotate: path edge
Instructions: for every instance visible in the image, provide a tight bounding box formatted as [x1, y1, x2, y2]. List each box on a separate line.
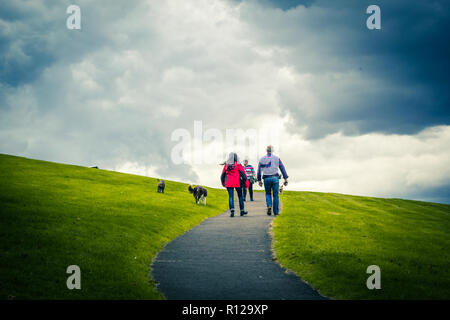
[267, 200, 331, 300]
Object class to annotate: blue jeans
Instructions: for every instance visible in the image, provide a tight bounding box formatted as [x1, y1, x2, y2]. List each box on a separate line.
[227, 187, 244, 211]
[263, 176, 279, 214]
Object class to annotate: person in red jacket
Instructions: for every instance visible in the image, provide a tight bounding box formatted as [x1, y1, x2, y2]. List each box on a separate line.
[221, 152, 248, 217]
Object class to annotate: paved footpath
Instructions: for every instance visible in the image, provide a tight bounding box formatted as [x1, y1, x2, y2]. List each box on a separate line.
[151, 192, 326, 300]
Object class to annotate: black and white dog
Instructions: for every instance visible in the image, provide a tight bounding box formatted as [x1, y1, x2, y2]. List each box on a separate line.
[157, 180, 165, 193]
[188, 185, 207, 205]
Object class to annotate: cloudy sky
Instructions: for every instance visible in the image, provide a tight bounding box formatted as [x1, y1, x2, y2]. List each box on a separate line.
[1, 0, 449, 203]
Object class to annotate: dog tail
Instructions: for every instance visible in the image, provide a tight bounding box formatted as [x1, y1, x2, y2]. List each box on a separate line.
[188, 185, 194, 194]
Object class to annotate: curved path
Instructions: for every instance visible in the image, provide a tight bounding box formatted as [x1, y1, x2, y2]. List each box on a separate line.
[151, 192, 325, 300]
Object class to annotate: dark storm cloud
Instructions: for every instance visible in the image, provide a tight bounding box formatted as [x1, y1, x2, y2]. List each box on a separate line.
[242, 0, 450, 138]
[0, 0, 198, 181]
[406, 183, 450, 205]
[1, 0, 449, 201]
[0, 2, 56, 87]
[0, 0, 142, 89]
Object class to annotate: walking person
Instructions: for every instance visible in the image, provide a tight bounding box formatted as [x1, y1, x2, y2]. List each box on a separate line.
[257, 145, 288, 216]
[242, 159, 256, 201]
[221, 152, 248, 217]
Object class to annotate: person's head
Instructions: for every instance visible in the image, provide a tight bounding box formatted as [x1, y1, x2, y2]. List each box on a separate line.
[244, 159, 248, 166]
[266, 145, 274, 154]
[226, 152, 240, 165]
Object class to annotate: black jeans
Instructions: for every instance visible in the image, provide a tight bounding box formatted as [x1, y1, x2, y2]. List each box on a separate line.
[243, 183, 253, 201]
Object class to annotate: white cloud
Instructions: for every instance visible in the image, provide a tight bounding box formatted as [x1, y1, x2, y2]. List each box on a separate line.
[280, 125, 450, 201]
[165, 114, 450, 203]
[114, 161, 158, 178]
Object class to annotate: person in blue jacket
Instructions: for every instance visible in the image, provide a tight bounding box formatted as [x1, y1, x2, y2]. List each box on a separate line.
[257, 145, 288, 216]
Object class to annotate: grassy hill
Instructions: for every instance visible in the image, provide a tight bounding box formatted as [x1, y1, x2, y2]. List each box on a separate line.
[1, 154, 449, 300]
[273, 191, 450, 299]
[0, 154, 227, 299]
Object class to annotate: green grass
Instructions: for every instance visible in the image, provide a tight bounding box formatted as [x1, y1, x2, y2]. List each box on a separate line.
[273, 191, 450, 299]
[2, 154, 449, 300]
[0, 154, 227, 299]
